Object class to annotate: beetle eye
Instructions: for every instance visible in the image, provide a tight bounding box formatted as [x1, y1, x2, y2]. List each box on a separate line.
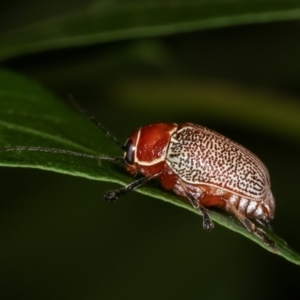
[124, 139, 135, 165]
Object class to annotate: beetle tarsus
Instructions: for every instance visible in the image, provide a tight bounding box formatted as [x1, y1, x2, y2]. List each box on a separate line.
[238, 215, 276, 251]
[199, 205, 215, 231]
[104, 190, 120, 202]
[254, 228, 276, 251]
[202, 217, 215, 231]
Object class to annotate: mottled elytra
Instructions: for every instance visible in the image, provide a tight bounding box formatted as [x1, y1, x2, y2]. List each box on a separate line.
[1, 101, 276, 249]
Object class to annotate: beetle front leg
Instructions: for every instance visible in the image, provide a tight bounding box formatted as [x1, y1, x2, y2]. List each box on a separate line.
[104, 176, 149, 201]
[104, 172, 161, 201]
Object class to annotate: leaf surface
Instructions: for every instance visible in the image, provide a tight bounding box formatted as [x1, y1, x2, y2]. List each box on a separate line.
[1, 0, 300, 61]
[0, 69, 299, 265]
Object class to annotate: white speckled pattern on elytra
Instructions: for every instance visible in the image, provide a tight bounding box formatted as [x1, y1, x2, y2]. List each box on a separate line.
[167, 124, 270, 200]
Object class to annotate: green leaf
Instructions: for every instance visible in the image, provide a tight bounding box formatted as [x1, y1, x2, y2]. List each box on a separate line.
[1, 0, 300, 61]
[0, 68, 299, 265]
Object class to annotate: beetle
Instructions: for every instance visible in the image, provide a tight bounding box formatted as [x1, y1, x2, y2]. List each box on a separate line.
[105, 122, 275, 248]
[1, 101, 275, 248]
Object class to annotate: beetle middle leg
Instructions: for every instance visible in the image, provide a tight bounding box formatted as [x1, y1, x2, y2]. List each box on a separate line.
[188, 193, 215, 231]
[179, 182, 214, 231]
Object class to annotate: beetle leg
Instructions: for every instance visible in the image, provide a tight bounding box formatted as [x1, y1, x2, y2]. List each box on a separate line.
[189, 193, 215, 231]
[255, 219, 273, 231]
[186, 193, 214, 231]
[105, 172, 162, 201]
[224, 198, 276, 249]
[179, 182, 214, 231]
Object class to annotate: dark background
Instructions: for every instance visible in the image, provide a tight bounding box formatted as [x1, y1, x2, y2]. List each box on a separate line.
[0, 1, 300, 299]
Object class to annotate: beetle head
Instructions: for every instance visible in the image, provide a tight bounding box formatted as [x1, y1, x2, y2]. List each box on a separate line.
[123, 123, 178, 176]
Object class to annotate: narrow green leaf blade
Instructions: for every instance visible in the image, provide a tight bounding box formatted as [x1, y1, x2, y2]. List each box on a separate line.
[1, 0, 300, 61]
[0, 69, 299, 265]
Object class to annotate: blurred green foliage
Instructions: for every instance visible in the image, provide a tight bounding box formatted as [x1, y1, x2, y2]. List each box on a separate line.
[0, 1, 300, 299]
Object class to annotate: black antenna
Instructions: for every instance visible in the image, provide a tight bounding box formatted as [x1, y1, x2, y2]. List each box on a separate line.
[0, 97, 160, 204]
[1, 146, 123, 162]
[68, 94, 124, 150]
